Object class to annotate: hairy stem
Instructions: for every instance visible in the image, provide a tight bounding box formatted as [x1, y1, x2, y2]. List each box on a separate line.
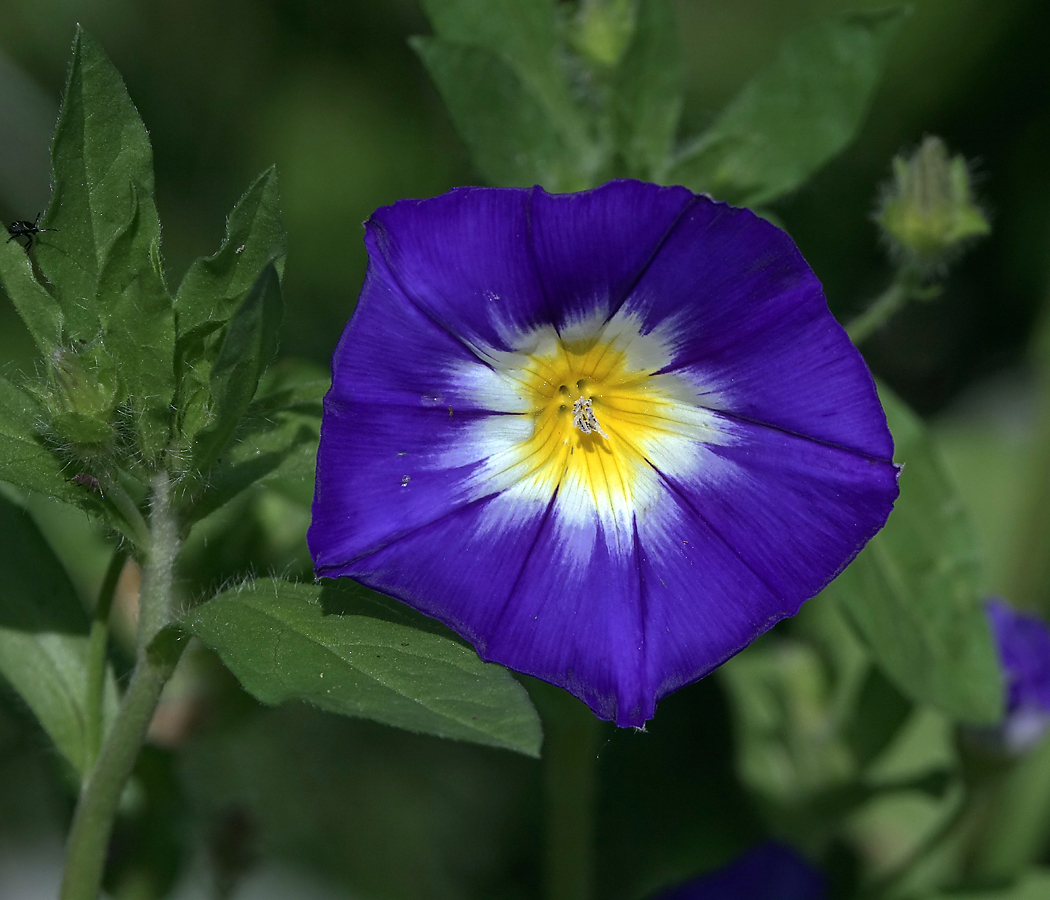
[60, 469, 183, 900]
[84, 547, 127, 769]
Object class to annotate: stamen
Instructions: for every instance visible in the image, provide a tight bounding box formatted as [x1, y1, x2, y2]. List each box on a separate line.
[571, 397, 610, 440]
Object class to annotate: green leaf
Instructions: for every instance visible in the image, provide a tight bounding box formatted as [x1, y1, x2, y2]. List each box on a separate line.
[613, 0, 682, 180]
[37, 27, 161, 340]
[184, 578, 542, 756]
[0, 234, 63, 355]
[825, 383, 1003, 724]
[100, 189, 176, 461]
[417, 0, 585, 150]
[190, 263, 283, 473]
[411, 37, 578, 190]
[175, 167, 286, 344]
[667, 8, 907, 206]
[0, 493, 118, 775]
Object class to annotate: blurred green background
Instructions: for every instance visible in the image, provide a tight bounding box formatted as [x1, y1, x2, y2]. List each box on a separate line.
[1, 1, 1049, 898]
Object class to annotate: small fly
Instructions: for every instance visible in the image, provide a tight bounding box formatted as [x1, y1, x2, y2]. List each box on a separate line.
[6, 214, 59, 253]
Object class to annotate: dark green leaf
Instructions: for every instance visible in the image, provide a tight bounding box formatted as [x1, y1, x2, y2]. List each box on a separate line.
[613, 0, 682, 180]
[175, 167, 286, 343]
[37, 27, 161, 340]
[0, 493, 118, 775]
[184, 578, 542, 756]
[100, 189, 175, 461]
[667, 8, 907, 206]
[190, 263, 283, 473]
[411, 37, 578, 190]
[0, 235, 63, 355]
[845, 665, 912, 769]
[826, 384, 1003, 724]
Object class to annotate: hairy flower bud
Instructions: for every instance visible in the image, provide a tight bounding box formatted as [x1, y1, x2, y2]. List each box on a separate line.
[875, 135, 990, 269]
[46, 345, 121, 447]
[567, 0, 637, 67]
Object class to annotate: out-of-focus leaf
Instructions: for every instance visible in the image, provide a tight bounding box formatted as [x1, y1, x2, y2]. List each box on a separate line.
[184, 578, 542, 757]
[0, 235, 63, 355]
[614, 0, 682, 179]
[926, 868, 1050, 899]
[845, 665, 913, 769]
[417, 0, 584, 149]
[37, 27, 160, 340]
[826, 384, 1003, 724]
[190, 263, 283, 474]
[100, 190, 175, 461]
[720, 638, 855, 804]
[667, 8, 907, 206]
[0, 493, 118, 776]
[411, 37, 579, 190]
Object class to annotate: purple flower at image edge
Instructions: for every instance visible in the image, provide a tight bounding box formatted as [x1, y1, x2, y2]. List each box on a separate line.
[984, 598, 1050, 752]
[308, 179, 900, 726]
[650, 842, 826, 900]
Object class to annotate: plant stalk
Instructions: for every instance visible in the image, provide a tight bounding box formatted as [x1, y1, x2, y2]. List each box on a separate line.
[60, 469, 183, 900]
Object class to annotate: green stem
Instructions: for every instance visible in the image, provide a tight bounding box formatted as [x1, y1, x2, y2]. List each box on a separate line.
[98, 471, 150, 549]
[59, 647, 180, 900]
[846, 281, 911, 346]
[542, 691, 601, 900]
[60, 469, 183, 900]
[84, 548, 127, 769]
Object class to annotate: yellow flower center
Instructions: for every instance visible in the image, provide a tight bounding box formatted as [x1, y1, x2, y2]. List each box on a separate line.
[511, 332, 680, 516]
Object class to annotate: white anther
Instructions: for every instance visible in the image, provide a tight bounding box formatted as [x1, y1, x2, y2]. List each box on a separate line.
[571, 397, 609, 440]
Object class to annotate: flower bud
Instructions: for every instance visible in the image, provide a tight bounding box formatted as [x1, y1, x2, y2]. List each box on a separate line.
[875, 135, 990, 269]
[567, 0, 637, 68]
[46, 345, 121, 447]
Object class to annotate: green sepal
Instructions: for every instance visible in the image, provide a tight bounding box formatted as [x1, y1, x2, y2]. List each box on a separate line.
[825, 383, 1004, 724]
[667, 8, 908, 206]
[183, 578, 543, 757]
[189, 262, 284, 476]
[37, 27, 161, 341]
[0, 493, 119, 777]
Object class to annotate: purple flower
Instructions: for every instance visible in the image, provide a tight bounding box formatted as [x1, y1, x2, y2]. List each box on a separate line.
[308, 180, 899, 726]
[984, 598, 1050, 753]
[650, 842, 825, 900]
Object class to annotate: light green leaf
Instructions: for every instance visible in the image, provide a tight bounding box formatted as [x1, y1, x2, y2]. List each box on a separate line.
[0, 234, 63, 355]
[184, 578, 542, 756]
[190, 262, 283, 473]
[0, 493, 118, 775]
[100, 189, 176, 461]
[37, 27, 160, 340]
[614, 0, 682, 180]
[667, 8, 907, 206]
[411, 37, 579, 190]
[825, 383, 1003, 724]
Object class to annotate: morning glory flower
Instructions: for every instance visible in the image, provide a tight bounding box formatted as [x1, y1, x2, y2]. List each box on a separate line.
[650, 842, 825, 900]
[981, 598, 1050, 754]
[309, 180, 899, 726]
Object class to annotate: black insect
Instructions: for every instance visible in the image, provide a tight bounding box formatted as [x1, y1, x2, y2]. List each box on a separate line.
[6, 214, 58, 253]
